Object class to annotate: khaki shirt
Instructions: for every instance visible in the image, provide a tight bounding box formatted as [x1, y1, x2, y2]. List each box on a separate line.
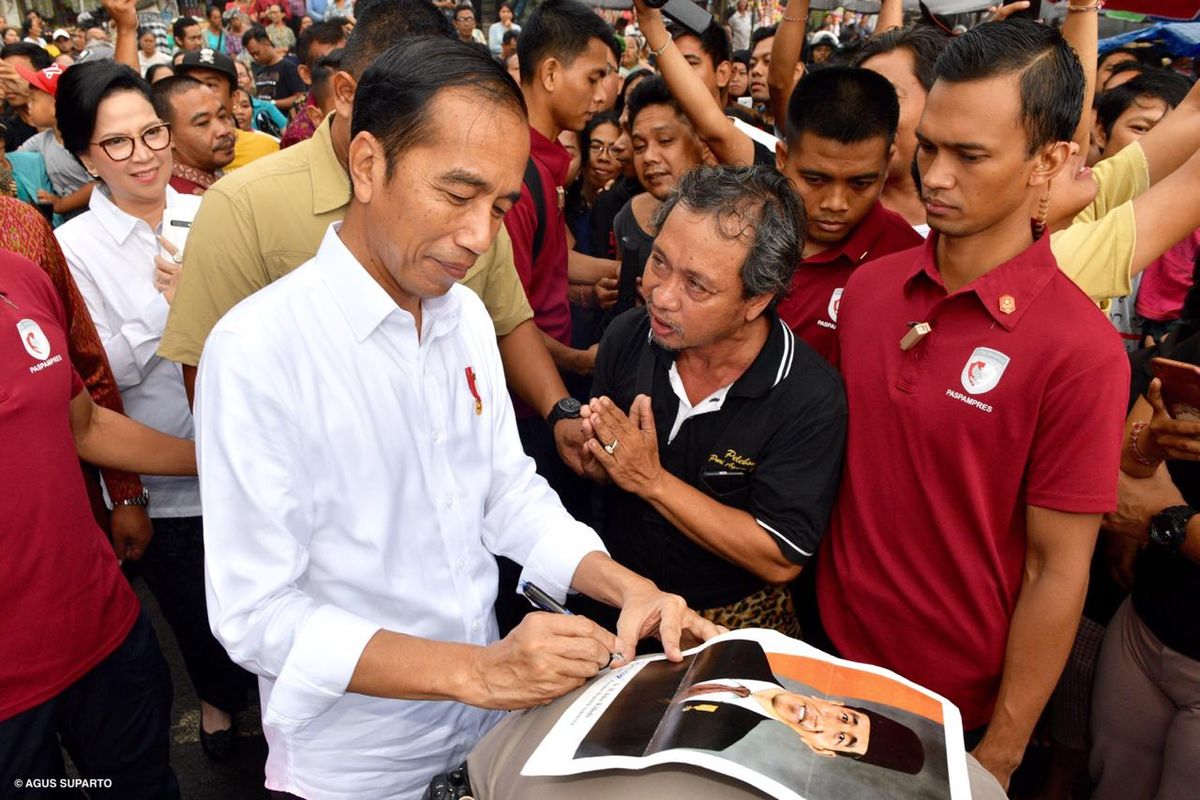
[159, 117, 534, 366]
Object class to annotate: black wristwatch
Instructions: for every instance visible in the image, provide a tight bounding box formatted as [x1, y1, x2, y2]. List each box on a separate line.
[1148, 505, 1195, 554]
[545, 397, 582, 428]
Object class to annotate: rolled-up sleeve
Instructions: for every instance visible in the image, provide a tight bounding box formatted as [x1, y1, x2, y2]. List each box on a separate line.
[196, 327, 381, 730]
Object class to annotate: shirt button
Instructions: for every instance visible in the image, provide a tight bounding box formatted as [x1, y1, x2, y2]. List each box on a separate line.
[472, 621, 481, 632]
[456, 558, 466, 569]
[432, 431, 442, 444]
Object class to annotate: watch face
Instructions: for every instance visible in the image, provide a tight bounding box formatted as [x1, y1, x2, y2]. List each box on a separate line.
[559, 398, 582, 414]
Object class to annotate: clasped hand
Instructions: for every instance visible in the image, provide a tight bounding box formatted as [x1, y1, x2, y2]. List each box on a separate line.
[579, 395, 666, 497]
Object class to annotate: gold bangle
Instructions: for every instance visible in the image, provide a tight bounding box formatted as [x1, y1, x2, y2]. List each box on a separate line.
[1067, 0, 1103, 11]
[649, 38, 671, 59]
[781, 14, 804, 23]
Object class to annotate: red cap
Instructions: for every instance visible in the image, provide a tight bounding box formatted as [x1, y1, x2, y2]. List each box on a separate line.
[14, 63, 65, 97]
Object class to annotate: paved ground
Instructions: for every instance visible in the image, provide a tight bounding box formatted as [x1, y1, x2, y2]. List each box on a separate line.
[136, 579, 271, 800]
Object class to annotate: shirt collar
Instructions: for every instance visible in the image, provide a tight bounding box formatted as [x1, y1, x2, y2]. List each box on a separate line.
[314, 223, 461, 343]
[88, 184, 184, 246]
[903, 231, 1057, 331]
[650, 311, 794, 399]
[307, 115, 351, 216]
[802, 200, 891, 267]
[530, 127, 572, 188]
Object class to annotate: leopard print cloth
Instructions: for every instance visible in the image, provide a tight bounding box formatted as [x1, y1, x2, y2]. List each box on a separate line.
[698, 583, 802, 639]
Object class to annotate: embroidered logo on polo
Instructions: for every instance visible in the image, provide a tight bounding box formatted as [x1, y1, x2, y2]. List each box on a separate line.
[17, 318, 50, 360]
[827, 288, 843, 323]
[960, 347, 1010, 395]
[817, 288, 843, 331]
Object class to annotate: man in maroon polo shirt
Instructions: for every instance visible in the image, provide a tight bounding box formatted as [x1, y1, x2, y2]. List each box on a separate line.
[815, 21, 1128, 790]
[774, 67, 922, 362]
[507, 0, 618, 383]
[0, 250, 197, 797]
[496, 0, 620, 631]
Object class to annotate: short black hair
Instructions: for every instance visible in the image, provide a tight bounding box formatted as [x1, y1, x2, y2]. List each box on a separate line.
[627, 74, 685, 131]
[785, 66, 899, 148]
[173, 16, 200, 42]
[453, 3, 475, 19]
[1, 41, 53, 70]
[934, 19, 1084, 155]
[151, 75, 209, 125]
[310, 50, 343, 106]
[581, 110, 619, 169]
[1096, 69, 1194, 137]
[667, 19, 731, 70]
[144, 63, 174, 82]
[57, 61, 154, 158]
[616, 66, 653, 118]
[502, 29, 519, 46]
[242, 25, 271, 48]
[297, 20, 346, 68]
[854, 23, 949, 93]
[342, 0, 453, 78]
[517, 0, 614, 85]
[731, 48, 750, 68]
[1098, 46, 1141, 70]
[352, 36, 526, 180]
[1103, 59, 1149, 87]
[750, 24, 776, 51]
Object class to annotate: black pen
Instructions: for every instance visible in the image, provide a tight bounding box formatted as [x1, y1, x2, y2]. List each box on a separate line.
[520, 581, 624, 669]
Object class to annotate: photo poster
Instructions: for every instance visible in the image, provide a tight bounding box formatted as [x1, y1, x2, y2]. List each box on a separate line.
[522, 629, 970, 800]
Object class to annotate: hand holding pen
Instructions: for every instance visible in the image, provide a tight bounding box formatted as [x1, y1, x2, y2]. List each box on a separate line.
[521, 581, 625, 670]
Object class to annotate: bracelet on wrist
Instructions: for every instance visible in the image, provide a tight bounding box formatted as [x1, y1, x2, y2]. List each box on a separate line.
[780, 14, 804, 23]
[1129, 420, 1159, 467]
[649, 38, 671, 59]
[1067, 0, 1103, 12]
[114, 489, 151, 508]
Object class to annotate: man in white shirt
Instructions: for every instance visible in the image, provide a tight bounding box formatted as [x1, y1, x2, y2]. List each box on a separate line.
[727, 0, 751, 52]
[196, 37, 718, 800]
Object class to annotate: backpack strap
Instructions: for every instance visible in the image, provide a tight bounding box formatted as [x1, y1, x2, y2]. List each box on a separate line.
[522, 157, 547, 261]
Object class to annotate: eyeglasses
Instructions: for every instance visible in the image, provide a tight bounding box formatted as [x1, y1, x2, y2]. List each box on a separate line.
[91, 123, 172, 162]
[589, 142, 619, 158]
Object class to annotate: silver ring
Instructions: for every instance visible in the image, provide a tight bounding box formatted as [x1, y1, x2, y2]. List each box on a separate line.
[601, 652, 614, 670]
[603, 438, 618, 455]
[171, 250, 183, 264]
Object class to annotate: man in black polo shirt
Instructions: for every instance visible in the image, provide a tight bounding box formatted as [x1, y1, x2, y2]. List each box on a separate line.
[576, 165, 846, 636]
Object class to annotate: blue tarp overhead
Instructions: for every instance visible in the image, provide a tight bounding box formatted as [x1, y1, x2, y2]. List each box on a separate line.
[1099, 20, 1200, 56]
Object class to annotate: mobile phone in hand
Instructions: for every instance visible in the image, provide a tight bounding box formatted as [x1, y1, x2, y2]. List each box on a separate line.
[1151, 357, 1200, 420]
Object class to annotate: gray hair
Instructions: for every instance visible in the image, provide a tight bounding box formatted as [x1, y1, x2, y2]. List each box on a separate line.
[650, 165, 805, 302]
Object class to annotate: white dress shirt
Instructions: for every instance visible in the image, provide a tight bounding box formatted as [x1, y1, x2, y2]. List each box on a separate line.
[196, 224, 607, 800]
[57, 186, 201, 517]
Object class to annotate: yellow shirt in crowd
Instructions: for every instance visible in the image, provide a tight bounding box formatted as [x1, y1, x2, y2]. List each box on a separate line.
[1051, 142, 1150, 309]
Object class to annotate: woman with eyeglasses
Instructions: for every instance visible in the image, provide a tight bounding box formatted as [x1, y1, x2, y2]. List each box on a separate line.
[53, 62, 253, 761]
[566, 112, 622, 259]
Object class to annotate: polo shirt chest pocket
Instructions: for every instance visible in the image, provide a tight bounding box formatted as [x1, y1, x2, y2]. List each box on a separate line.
[698, 465, 753, 503]
[695, 422, 769, 508]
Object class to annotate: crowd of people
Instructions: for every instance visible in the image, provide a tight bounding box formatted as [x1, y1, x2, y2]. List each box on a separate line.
[1, 0, 1198, 798]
